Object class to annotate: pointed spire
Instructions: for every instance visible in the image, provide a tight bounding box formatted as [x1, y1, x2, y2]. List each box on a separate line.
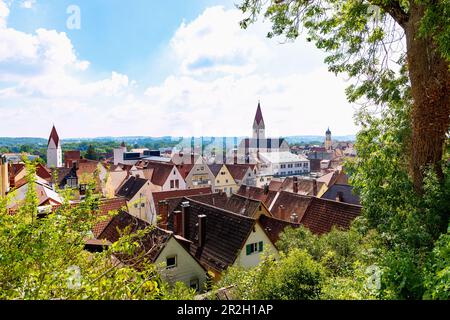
[48, 125, 60, 147]
[326, 127, 331, 135]
[254, 101, 264, 126]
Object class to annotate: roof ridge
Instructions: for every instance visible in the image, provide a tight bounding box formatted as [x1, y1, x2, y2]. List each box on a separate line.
[184, 197, 257, 222]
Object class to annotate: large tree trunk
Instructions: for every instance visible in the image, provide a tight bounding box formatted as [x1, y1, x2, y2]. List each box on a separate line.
[405, 3, 450, 192]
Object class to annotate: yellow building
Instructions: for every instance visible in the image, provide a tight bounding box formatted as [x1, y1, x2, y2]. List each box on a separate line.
[208, 164, 238, 196]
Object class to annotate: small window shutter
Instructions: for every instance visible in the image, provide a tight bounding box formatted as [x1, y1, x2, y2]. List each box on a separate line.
[246, 244, 251, 255]
[259, 241, 263, 252]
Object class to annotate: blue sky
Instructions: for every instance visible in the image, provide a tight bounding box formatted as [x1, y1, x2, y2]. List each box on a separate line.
[0, 0, 359, 138]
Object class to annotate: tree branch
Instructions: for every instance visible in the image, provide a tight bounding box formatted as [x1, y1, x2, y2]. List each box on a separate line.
[370, 0, 409, 29]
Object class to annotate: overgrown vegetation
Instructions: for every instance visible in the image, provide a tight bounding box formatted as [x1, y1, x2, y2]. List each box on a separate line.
[0, 161, 194, 300]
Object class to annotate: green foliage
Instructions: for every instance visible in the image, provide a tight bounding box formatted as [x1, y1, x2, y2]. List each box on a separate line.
[423, 226, 450, 300]
[0, 163, 194, 300]
[217, 249, 325, 300]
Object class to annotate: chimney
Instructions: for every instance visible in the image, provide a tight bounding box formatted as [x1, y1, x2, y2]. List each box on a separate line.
[293, 177, 299, 194]
[181, 201, 190, 239]
[173, 210, 182, 235]
[290, 213, 299, 223]
[190, 153, 195, 165]
[158, 200, 169, 229]
[312, 179, 318, 197]
[198, 214, 207, 247]
[278, 205, 286, 220]
[336, 191, 344, 202]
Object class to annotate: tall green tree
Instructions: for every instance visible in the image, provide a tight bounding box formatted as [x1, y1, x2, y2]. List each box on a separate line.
[85, 144, 97, 161]
[238, 0, 449, 192]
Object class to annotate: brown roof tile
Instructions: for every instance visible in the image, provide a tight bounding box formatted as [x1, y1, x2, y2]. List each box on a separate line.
[236, 185, 278, 207]
[259, 215, 300, 244]
[301, 198, 361, 234]
[167, 199, 256, 272]
[269, 191, 312, 221]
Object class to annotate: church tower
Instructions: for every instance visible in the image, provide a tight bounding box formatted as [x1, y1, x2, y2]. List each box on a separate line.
[47, 125, 62, 168]
[325, 127, 332, 151]
[252, 102, 265, 140]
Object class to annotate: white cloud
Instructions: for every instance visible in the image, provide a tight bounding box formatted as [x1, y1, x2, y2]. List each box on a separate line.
[0, 4, 358, 138]
[20, 0, 35, 9]
[0, 0, 9, 28]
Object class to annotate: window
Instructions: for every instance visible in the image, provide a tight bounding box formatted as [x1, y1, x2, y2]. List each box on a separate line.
[170, 180, 174, 189]
[246, 242, 263, 255]
[141, 203, 145, 208]
[173, 170, 176, 175]
[225, 179, 228, 183]
[189, 278, 199, 291]
[288, 164, 293, 168]
[175, 179, 179, 188]
[280, 164, 286, 169]
[303, 163, 308, 167]
[166, 256, 177, 269]
[134, 203, 138, 208]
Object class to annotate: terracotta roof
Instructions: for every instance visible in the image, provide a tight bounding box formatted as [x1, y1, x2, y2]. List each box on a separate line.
[167, 198, 256, 272]
[278, 177, 326, 196]
[220, 193, 264, 218]
[225, 164, 252, 182]
[64, 150, 81, 161]
[321, 184, 360, 205]
[76, 159, 100, 176]
[268, 180, 283, 191]
[236, 185, 278, 207]
[142, 161, 177, 186]
[259, 215, 300, 244]
[98, 211, 172, 265]
[152, 187, 212, 215]
[10, 163, 25, 176]
[187, 192, 229, 209]
[254, 102, 264, 126]
[116, 176, 148, 200]
[269, 191, 312, 221]
[92, 197, 128, 237]
[301, 198, 361, 234]
[176, 163, 194, 179]
[36, 164, 52, 181]
[48, 125, 60, 147]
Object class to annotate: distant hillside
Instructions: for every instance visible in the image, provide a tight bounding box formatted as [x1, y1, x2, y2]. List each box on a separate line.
[0, 135, 356, 148]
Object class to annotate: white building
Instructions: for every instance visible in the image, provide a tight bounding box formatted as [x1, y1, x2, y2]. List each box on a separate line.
[47, 125, 62, 168]
[258, 151, 310, 177]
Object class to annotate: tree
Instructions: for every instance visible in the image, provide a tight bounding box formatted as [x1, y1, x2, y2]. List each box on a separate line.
[238, 0, 449, 192]
[0, 161, 194, 300]
[85, 144, 97, 160]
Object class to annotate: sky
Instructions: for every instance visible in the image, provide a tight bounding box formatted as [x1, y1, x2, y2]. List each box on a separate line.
[0, 0, 359, 139]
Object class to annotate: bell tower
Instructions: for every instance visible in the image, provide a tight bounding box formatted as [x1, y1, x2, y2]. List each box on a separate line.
[325, 127, 332, 151]
[252, 101, 265, 140]
[47, 125, 62, 168]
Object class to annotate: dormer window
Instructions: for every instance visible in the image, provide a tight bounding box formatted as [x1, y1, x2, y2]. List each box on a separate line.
[166, 255, 177, 269]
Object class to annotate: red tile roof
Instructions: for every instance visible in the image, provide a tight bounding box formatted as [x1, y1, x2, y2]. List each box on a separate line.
[269, 191, 312, 221]
[152, 187, 212, 215]
[142, 161, 178, 186]
[36, 164, 52, 181]
[259, 215, 300, 244]
[300, 197, 361, 234]
[225, 164, 252, 182]
[236, 185, 278, 207]
[92, 197, 128, 237]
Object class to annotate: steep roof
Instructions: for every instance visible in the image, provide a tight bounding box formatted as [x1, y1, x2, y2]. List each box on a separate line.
[253, 102, 264, 126]
[48, 125, 60, 147]
[208, 164, 223, 177]
[321, 184, 360, 205]
[278, 177, 326, 196]
[176, 163, 195, 180]
[167, 198, 256, 272]
[92, 197, 128, 237]
[116, 176, 148, 200]
[152, 187, 213, 215]
[220, 193, 264, 218]
[225, 164, 252, 182]
[301, 198, 361, 234]
[97, 211, 172, 264]
[259, 215, 300, 245]
[142, 161, 177, 186]
[236, 185, 278, 208]
[187, 192, 229, 208]
[36, 164, 52, 181]
[269, 191, 312, 221]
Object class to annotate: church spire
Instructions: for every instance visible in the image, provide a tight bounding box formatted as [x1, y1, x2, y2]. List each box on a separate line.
[48, 125, 60, 147]
[254, 101, 265, 127]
